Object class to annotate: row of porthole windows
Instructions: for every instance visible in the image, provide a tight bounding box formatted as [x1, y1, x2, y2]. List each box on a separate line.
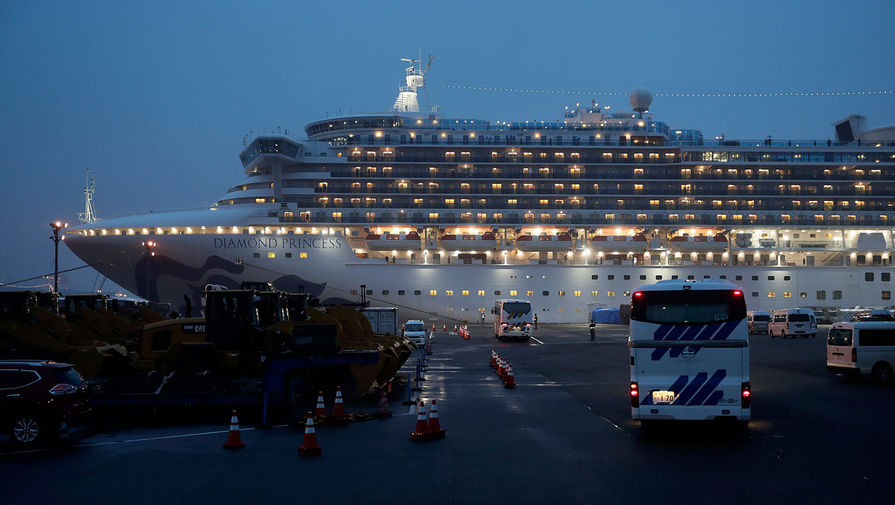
[590, 272, 892, 282]
[443, 307, 586, 313]
[250, 252, 309, 259]
[348, 287, 892, 301]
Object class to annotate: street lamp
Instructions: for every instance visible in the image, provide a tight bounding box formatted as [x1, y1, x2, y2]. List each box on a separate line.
[49, 221, 68, 293]
[141, 240, 156, 299]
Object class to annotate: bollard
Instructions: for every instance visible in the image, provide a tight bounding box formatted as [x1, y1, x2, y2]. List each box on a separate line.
[404, 372, 416, 404]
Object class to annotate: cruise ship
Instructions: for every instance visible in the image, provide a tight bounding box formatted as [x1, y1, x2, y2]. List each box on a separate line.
[64, 58, 895, 322]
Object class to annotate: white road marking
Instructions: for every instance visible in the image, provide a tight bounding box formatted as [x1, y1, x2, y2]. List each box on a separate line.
[1, 424, 292, 456]
[529, 336, 545, 345]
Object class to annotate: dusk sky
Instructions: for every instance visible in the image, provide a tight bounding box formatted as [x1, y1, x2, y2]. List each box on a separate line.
[1, 0, 893, 295]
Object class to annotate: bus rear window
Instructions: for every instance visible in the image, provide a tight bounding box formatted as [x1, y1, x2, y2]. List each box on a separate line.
[827, 328, 853, 346]
[753, 314, 770, 321]
[788, 314, 810, 322]
[631, 290, 746, 325]
[501, 302, 531, 314]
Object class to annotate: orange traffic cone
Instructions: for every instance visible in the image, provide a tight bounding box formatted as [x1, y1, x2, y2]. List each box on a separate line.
[222, 410, 246, 449]
[489, 349, 496, 368]
[297, 412, 322, 457]
[410, 400, 431, 441]
[453, 324, 458, 333]
[329, 386, 349, 424]
[504, 363, 517, 388]
[428, 400, 446, 439]
[442, 324, 447, 331]
[376, 389, 392, 419]
[314, 391, 326, 418]
[496, 357, 505, 377]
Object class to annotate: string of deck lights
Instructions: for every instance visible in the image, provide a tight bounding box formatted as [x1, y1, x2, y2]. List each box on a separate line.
[441, 83, 894, 98]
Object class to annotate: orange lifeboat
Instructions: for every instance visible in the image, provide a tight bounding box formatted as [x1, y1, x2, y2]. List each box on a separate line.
[516, 233, 574, 252]
[364, 231, 421, 251]
[589, 233, 648, 252]
[668, 234, 728, 252]
[440, 232, 497, 251]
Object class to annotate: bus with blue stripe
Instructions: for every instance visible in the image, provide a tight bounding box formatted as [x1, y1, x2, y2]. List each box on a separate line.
[629, 280, 751, 422]
[493, 299, 533, 341]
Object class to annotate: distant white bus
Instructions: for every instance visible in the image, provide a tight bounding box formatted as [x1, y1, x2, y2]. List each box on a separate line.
[826, 321, 895, 383]
[493, 299, 533, 341]
[629, 280, 751, 422]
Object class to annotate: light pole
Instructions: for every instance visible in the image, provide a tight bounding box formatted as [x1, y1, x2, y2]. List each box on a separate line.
[49, 221, 68, 293]
[141, 240, 156, 299]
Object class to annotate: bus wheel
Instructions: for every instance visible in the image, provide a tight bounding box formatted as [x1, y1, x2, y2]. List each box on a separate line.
[871, 363, 893, 383]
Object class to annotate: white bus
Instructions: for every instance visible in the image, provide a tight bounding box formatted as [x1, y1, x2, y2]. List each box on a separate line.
[826, 321, 895, 383]
[493, 299, 533, 341]
[629, 280, 751, 422]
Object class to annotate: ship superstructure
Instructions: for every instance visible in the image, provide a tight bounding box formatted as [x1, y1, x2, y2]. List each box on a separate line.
[64, 59, 895, 322]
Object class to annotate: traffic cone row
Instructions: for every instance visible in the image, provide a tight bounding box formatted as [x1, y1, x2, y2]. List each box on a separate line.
[491, 351, 517, 388]
[410, 399, 447, 441]
[459, 325, 470, 339]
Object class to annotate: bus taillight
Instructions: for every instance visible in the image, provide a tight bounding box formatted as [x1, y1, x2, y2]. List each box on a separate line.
[630, 382, 639, 407]
[741, 382, 751, 409]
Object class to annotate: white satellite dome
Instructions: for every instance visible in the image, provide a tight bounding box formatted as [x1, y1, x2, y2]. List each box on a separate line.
[629, 87, 653, 113]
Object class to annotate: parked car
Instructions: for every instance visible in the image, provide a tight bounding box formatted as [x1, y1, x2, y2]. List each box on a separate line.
[0, 360, 90, 447]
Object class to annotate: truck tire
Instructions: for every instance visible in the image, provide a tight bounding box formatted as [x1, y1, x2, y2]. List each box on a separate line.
[871, 362, 893, 383]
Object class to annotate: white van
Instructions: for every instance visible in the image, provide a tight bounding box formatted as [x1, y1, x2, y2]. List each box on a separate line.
[747, 311, 771, 334]
[768, 308, 816, 338]
[402, 320, 428, 347]
[826, 321, 895, 382]
[629, 280, 751, 422]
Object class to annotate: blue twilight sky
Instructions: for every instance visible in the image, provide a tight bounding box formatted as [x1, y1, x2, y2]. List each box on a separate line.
[1, 0, 893, 294]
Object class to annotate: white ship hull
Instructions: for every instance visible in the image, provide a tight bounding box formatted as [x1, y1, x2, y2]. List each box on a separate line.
[65, 211, 895, 323]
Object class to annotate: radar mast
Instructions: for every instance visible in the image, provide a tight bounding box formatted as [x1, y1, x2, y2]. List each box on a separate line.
[78, 169, 99, 224]
[393, 52, 435, 112]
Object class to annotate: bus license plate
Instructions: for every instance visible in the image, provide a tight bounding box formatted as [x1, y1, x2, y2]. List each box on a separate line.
[652, 390, 675, 404]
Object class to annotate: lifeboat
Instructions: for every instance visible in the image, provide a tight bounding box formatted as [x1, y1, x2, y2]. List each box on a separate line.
[589, 233, 648, 253]
[439, 232, 497, 251]
[515, 232, 574, 252]
[668, 233, 728, 252]
[364, 231, 421, 251]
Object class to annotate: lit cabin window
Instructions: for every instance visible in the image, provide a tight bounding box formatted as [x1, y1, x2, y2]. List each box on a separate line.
[477, 290, 486, 296]
[268, 252, 276, 259]
[526, 290, 534, 297]
[299, 252, 308, 259]
[591, 291, 599, 297]
[607, 291, 615, 297]
[429, 290, 438, 296]
[768, 292, 776, 298]
[462, 290, 470, 296]
[445, 290, 454, 296]
[255, 198, 266, 203]
[509, 290, 518, 297]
